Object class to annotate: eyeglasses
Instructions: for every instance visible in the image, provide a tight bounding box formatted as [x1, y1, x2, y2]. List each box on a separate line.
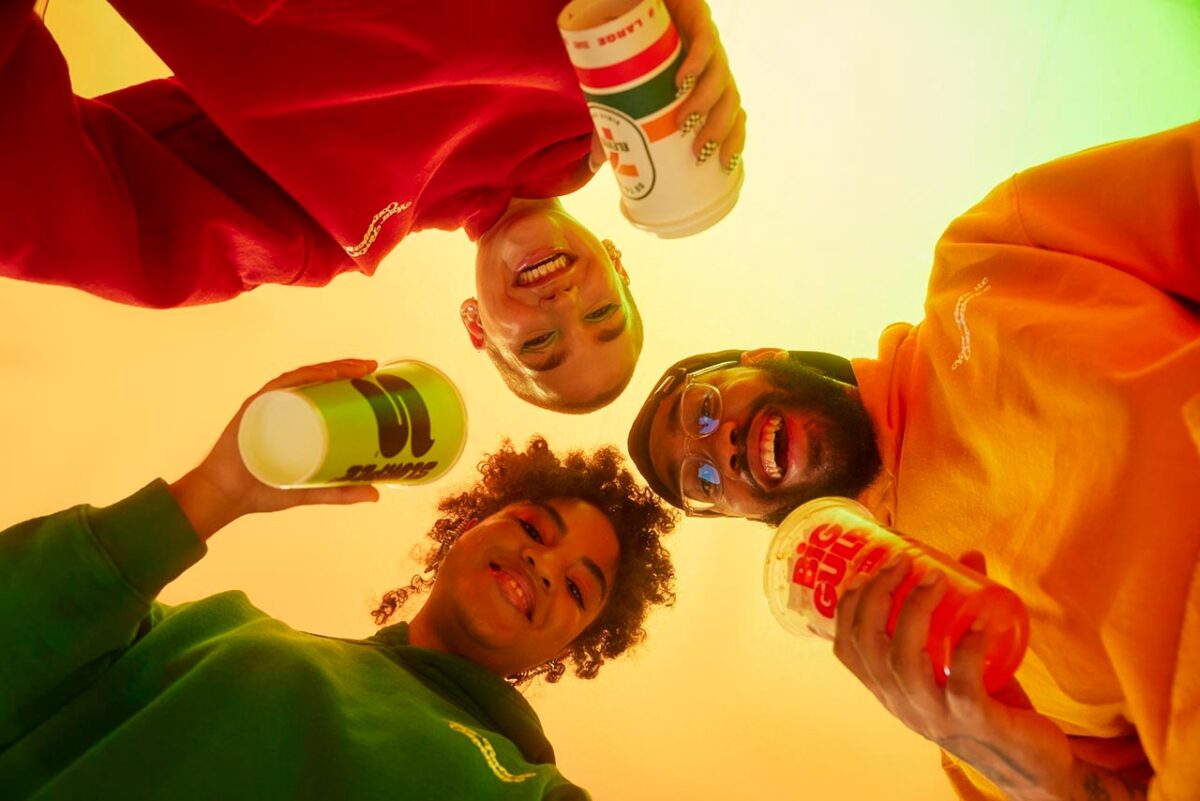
[674, 362, 738, 515]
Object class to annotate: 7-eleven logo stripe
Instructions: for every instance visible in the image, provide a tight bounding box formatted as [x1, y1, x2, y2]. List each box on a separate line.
[602, 127, 640, 177]
[591, 103, 656, 201]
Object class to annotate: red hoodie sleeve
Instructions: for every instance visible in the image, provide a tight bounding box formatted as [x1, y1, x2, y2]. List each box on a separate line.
[0, 7, 352, 308]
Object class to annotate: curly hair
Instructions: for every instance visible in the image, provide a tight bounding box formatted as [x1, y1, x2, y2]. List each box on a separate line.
[372, 437, 678, 681]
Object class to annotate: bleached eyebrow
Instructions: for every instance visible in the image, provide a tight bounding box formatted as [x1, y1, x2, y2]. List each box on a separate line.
[521, 316, 627, 372]
[521, 351, 568, 372]
[595, 316, 628, 343]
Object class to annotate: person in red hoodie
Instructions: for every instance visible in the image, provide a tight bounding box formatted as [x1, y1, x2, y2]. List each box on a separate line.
[0, 0, 745, 412]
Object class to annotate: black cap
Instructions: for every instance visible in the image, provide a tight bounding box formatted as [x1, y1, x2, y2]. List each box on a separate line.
[626, 349, 857, 512]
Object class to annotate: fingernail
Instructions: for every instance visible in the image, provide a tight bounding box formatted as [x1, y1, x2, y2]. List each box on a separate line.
[675, 74, 696, 98]
[722, 152, 741, 175]
[917, 570, 940, 587]
[884, 551, 904, 569]
[695, 140, 718, 166]
[681, 112, 702, 135]
[846, 573, 869, 592]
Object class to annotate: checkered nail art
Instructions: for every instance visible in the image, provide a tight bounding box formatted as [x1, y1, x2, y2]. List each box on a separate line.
[681, 112, 702, 135]
[722, 152, 742, 174]
[675, 74, 696, 98]
[696, 140, 718, 166]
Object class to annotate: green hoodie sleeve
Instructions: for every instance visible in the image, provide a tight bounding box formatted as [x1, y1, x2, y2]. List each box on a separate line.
[0, 480, 206, 748]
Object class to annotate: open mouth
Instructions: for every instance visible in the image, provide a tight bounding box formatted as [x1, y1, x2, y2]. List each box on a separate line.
[758, 413, 789, 482]
[515, 252, 573, 287]
[489, 562, 534, 620]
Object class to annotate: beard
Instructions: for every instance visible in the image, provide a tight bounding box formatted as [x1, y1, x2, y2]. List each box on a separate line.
[753, 358, 882, 526]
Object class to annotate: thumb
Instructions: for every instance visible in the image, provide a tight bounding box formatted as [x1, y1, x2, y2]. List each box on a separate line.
[958, 549, 987, 576]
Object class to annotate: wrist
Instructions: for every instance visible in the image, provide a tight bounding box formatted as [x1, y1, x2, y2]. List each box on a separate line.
[168, 468, 245, 542]
[1006, 758, 1131, 801]
[1060, 759, 1149, 801]
[1006, 787, 1066, 801]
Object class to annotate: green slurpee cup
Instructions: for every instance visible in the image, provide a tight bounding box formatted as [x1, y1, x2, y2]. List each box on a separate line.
[237, 360, 468, 488]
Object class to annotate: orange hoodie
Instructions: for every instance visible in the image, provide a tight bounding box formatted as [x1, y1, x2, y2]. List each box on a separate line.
[852, 121, 1200, 801]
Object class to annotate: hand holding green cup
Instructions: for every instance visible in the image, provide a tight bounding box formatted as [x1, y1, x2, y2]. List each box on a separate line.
[237, 360, 468, 488]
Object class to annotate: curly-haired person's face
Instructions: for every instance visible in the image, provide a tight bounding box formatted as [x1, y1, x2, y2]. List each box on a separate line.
[409, 498, 619, 678]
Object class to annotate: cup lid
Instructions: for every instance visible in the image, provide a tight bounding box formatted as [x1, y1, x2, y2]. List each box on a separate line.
[237, 390, 327, 487]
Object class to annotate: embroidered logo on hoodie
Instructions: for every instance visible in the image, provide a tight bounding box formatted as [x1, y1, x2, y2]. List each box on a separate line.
[951, 277, 991, 370]
[448, 721, 536, 783]
[345, 200, 412, 258]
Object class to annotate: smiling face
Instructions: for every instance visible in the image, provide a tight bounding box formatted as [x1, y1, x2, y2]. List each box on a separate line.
[466, 200, 640, 410]
[645, 354, 882, 522]
[408, 498, 620, 678]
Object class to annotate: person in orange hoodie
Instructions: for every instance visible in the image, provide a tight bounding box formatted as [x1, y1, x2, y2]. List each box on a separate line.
[626, 120, 1200, 800]
[0, 0, 745, 413]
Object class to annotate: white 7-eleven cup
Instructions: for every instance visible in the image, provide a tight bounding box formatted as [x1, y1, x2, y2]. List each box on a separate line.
[559, 0, 744, 238]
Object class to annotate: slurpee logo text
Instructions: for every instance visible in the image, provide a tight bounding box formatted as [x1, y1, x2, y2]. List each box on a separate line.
[331, 462, 438, 483]
[792, 524, 889, 618]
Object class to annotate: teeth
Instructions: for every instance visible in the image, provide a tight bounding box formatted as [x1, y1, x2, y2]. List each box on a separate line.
[760, 415, 783, 480]
[516, 253, 569, 286]
[504, 573, 531, 617]
[508, 576, 527, 610]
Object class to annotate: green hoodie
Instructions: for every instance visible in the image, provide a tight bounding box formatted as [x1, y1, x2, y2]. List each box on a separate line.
[0, 481, 589, 800]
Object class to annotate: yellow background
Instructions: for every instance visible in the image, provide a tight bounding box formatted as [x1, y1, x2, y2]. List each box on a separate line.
[3, 0, 1199, 797]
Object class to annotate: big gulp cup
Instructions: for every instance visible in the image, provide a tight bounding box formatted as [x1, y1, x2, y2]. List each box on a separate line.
[763, 497, 1029, 694]
[237, 360, 468, 488]
[558, 0, 744, 238]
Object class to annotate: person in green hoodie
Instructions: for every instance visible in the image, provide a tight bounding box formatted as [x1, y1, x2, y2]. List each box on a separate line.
[0, 359, 677, 801]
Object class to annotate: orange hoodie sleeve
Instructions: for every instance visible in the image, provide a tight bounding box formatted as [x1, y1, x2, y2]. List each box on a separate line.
[925, 121, 1200, 801]
[1008, 120, 1200, 307]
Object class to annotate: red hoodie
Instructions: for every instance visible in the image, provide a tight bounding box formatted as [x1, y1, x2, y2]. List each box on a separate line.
[0, 0, 594, 306]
